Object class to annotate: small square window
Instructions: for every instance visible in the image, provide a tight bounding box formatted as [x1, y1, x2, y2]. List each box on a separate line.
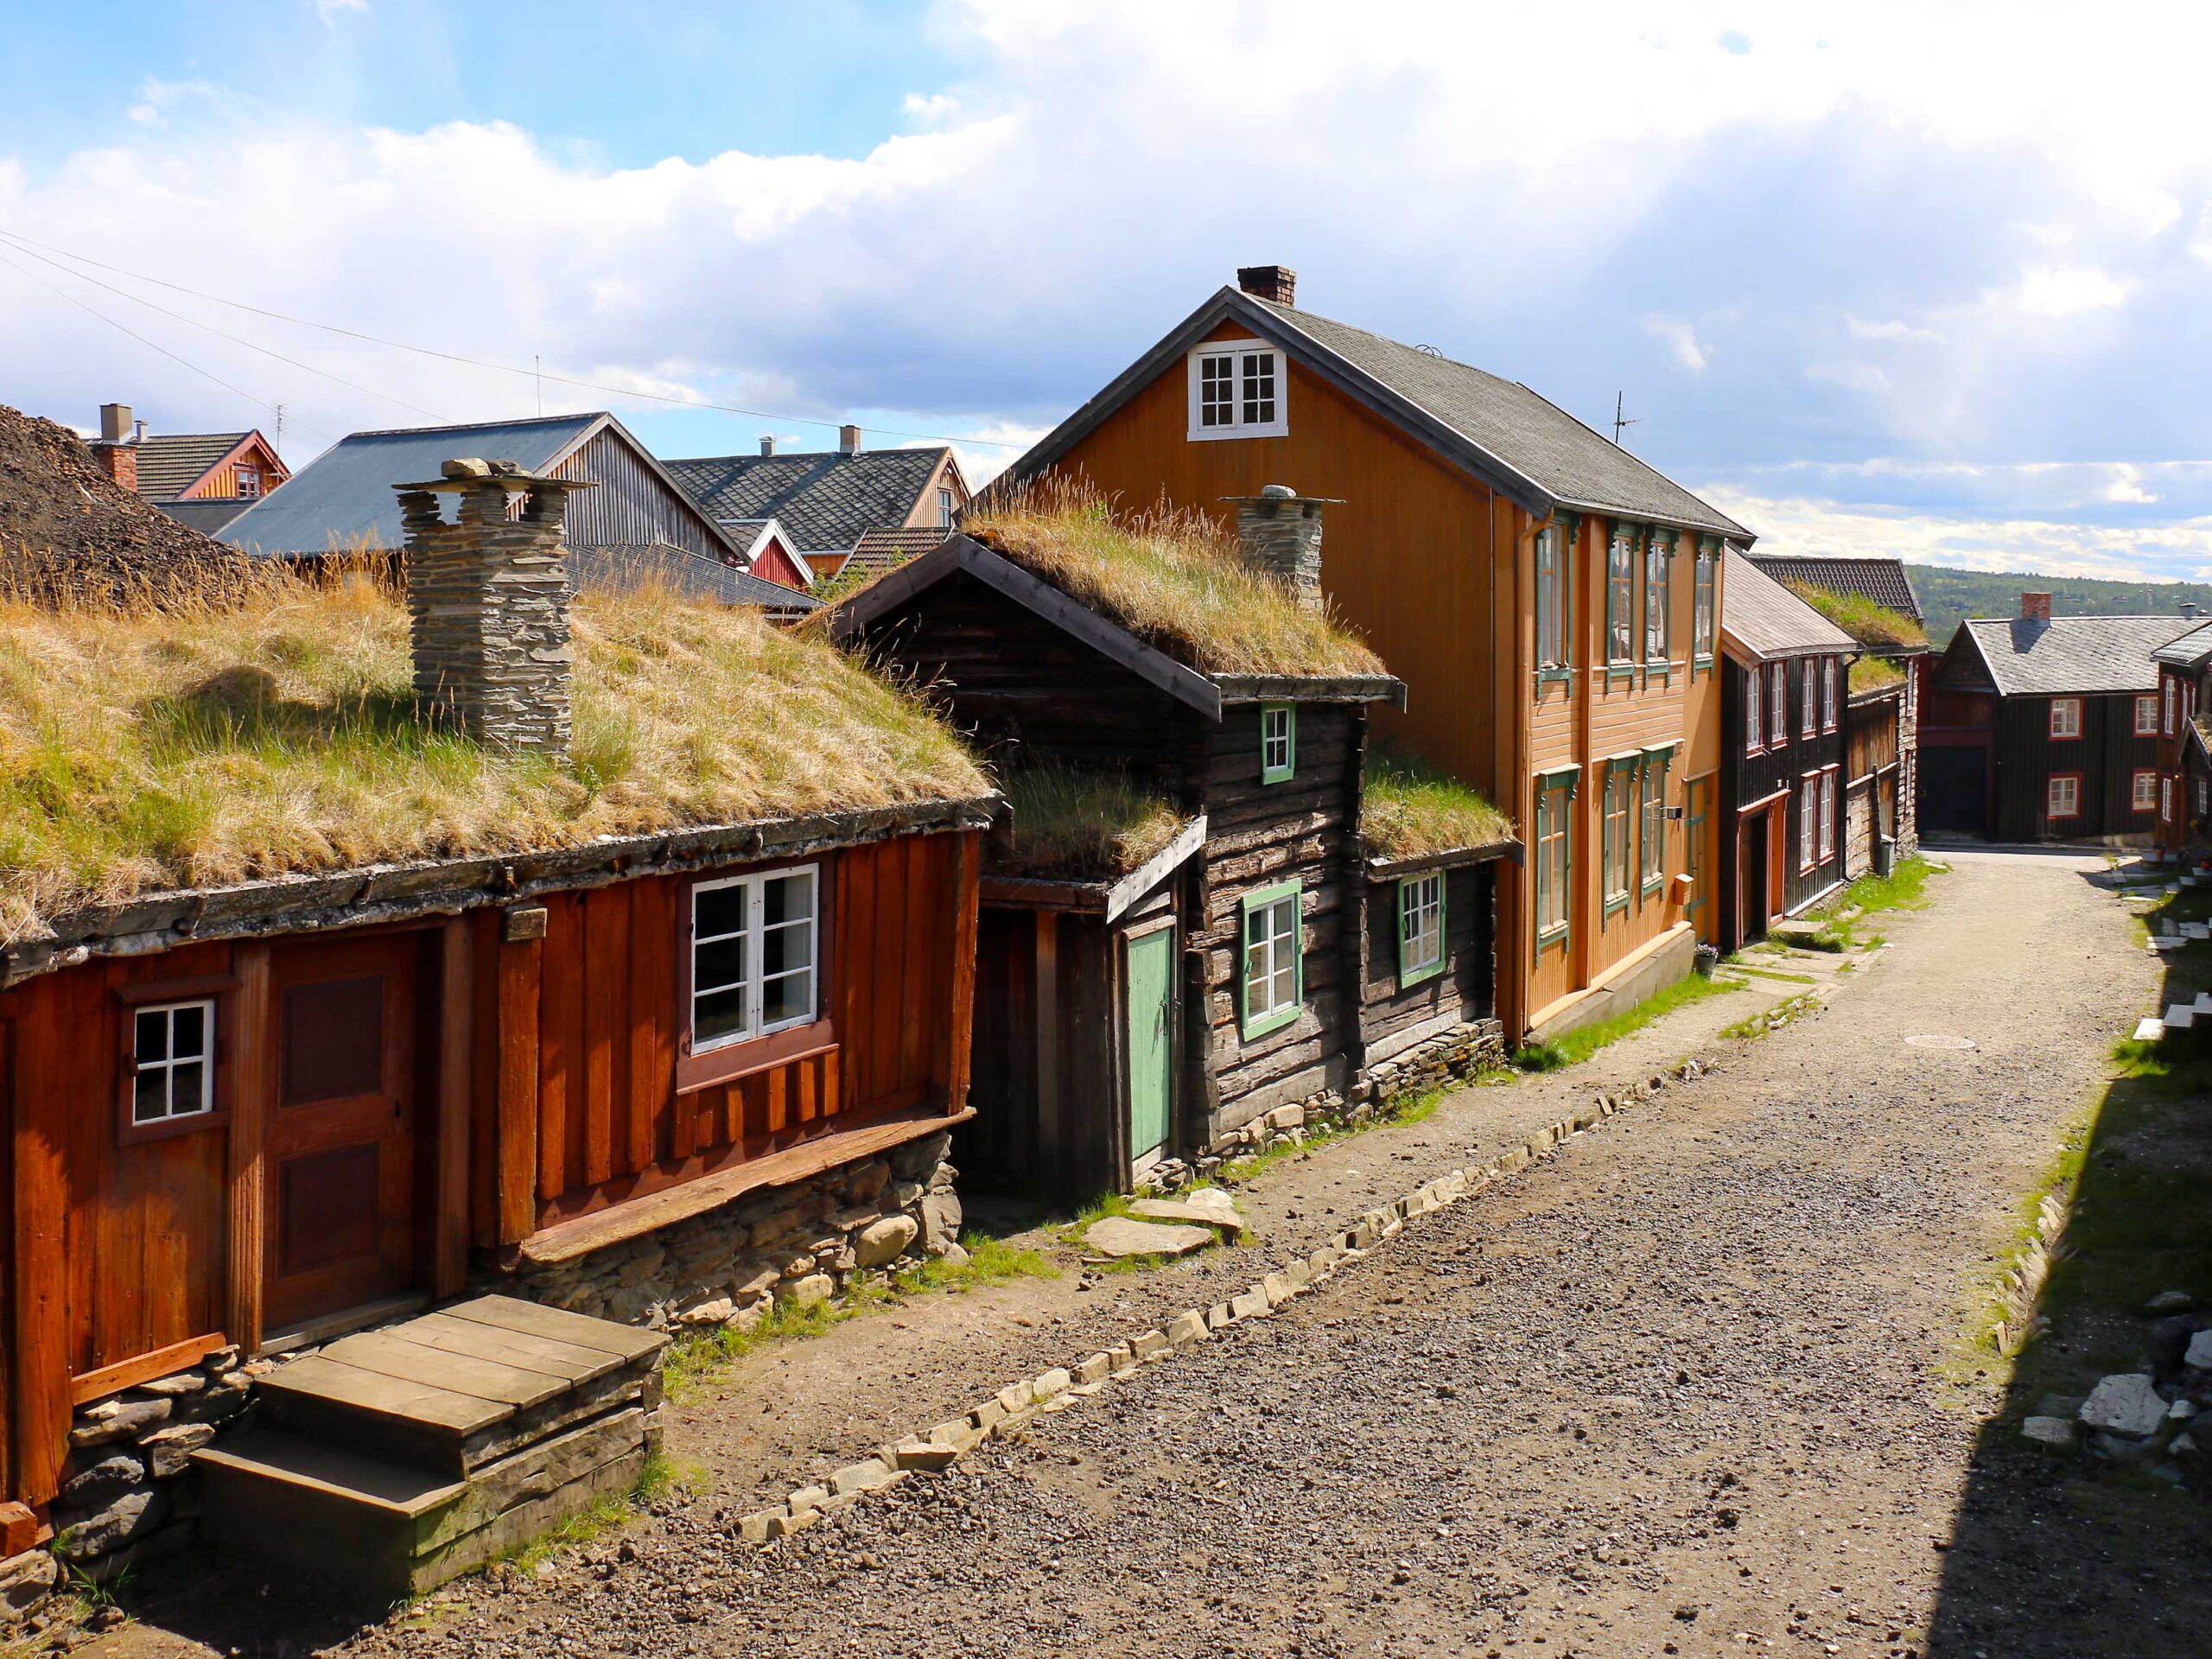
[1188, 340, 1288, 440]
[130, 999, 217, 1126]
[2048, 774, 2081, 817]
[1260, 703, 1295, 784]
[2050, 698, 2082, 739]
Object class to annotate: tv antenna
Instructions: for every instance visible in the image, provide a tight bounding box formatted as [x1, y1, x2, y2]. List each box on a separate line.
[274, 403, 286, 449]
[1611, 391, 1637, 447]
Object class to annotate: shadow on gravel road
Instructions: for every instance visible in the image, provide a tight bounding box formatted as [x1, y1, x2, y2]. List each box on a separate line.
[1927, 875, 2212, 1658]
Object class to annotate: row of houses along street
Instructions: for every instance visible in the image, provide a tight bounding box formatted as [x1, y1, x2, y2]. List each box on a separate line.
[0, 264, 2207, 1656]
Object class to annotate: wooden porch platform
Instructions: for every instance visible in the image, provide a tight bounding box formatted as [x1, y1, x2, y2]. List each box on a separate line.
[195, 1295, 666, 1596]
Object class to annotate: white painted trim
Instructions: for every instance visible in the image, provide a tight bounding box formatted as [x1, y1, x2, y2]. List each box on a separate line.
[1185, 338, 1290, 442]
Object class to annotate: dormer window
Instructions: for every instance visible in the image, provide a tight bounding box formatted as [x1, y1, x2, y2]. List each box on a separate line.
[1187, 340, 1289, 441]
[236, 466, 262, 499]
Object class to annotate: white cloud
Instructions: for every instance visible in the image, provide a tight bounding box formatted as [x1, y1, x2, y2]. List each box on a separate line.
[1804, 360, 1891, 393]
[1644, 315, 1708, 371]
[1995, 264, 2132, 319]
[1846, 315, 1943, 345]
[315, 0, 367, 24]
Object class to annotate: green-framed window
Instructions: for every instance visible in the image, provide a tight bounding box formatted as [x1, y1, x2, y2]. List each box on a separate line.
[1260, 702, 1296, 785]
[1397, 871, 1446, 988]
[1692, 537, 1718, 670]
[1534, 769, 1576, 954]
[1685, 776, 1708, 931]
[1643, 528, 1673, 667]
[1639, 752, 1670, 896]
[1239, 878, 1303, 1039]
[1605, 524, 1636, 667]
[1601, 760, 1634, 918]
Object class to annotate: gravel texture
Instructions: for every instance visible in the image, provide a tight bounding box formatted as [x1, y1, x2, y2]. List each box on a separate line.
[104, 849, 2200, 1658]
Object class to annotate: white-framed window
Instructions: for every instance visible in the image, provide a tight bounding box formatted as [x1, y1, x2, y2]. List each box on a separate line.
[2164, 679, 2177, 736]
[2139, 770, 2162, 812]
[1260, 702, 1296, 784]
[1397, 872, 1446, 986]
[1643, 531, 1670, 663]
[1240, 880, 1302, 1038]
[1817, 769, 1836, 861]
[1639, 759, 1668, 887]
[1606, 528, 1636, 664]
[1535, 524, 1567, 671]
[2050, 697, 2082, 739]
[938, 486, 955, 527]
[1770, 664, 1789, 748]
[1187, 340, 1288, 440]
[1821, 658, 1838, 731]
[1799, 777, 1817, 869]
[235, 466, 262, 499]
[2141, 692, 2162, 736]
[130, 998, 217, 1127]
[1800, 658, 1818, 736]
[1692, 537, 1718, 662]
[1745, 664, 1764, 753]
[690, 864, 819, 1052]
[2047, 774, 2081, 819]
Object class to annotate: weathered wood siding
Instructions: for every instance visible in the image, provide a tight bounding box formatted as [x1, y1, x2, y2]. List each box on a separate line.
[1989, 694, 2159, 842]
[550, 427, 731, 562]
[1358, 863, 1496, 1061]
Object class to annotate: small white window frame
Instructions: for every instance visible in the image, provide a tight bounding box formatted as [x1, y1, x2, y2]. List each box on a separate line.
[2135, 769, 2160, 812]
[1186, 339, 1289, 442]
[130, 998, 218, 1127]
[690, 862, 820, 1055]
[2047, 774, 2081, 818]
[2050, 697, 2082, 739]
[2140, 692, 2162, 737]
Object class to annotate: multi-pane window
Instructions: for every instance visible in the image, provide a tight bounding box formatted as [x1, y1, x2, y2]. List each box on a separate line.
[1639, 760, 1668, 887]
[235, 467, 262, 499]
[1821, 658, 1838, 731]
[130, 999, 216, 1127]
[1799, 778, 1818, 868]
[1693, 538, 1718, 661]
[1603, 766, 1632, 906]
[2135, 769, 2159, 811]
[1769, 664, 1789, 747]
[1643, 531, 1670, 663]
[2163, 681, 2177, 735]
[1817, 770, 1836, 861]
[691, 865, 818, 1052]
[1189, 343, 1287, 438]
[1535, 779, 1572, 939]
[2047, 774, 2080, 817]
[1606, 528, 1636, 664]
[1745, 665, 1764, 752]
[938, 486, 955, 527]
[1535, 524, 1567, 670]
[1397, 873, 1446, 986]
[1241, 881, 1302, 1037]
[1260, 703, 1295, 784]
[2140, 693, 2162, 736]
[1800, 658, 1818, 736]
[2050, 698, 2082, 739]
[2159, 774, 2171, 820]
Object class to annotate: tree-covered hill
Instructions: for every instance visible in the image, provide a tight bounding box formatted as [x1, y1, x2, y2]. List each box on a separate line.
[1904, 565, 2212, 648]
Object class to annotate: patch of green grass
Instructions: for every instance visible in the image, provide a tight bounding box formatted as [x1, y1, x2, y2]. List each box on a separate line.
[1729, 964, 1817, 985]
[1513, 973, 1743, 1071]
[1720, 988, 1821, 1041]
[1811, 853, 1937, 947]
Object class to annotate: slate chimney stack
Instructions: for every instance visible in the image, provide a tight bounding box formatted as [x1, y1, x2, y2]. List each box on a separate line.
[1226, 484, 1339, 612]
[2020, 591, 2053, 623]
[1236, 264, 1298, 307]
[839, 423, 862, 456]
[396, 457, 592, 760]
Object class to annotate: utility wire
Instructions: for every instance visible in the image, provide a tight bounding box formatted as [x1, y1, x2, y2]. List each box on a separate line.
[0, 225, 1024, 450]
[0, 230, 443, 423]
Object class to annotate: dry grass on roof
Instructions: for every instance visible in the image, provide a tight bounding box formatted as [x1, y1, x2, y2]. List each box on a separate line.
[1361, 747, 1513, 861]
[1848, 655, 1905, 695]
[961, 478, 1387, 679]
[994, 766, 1185, 882]
[0, 566, 986, 944]
[1783, 581, 1928, 650]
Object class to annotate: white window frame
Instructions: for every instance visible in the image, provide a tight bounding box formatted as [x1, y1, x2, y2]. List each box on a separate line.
[1186, 339, 1289, 441]
[2138, 769, 2161, 813]
[1818, 769, 1836, 861]
[1800, 658, 1818, 737]
[2047, 774, 2081, 818]
[2141, 692, 2162, 737]
[937, 486, 955, 528]
[1745, 664, 1764, 753]
[1769, 663, 1789, 748]
[1397, 872, 1446, 986]
[2050, 697, 2082, 739]
[130, 998, 218, 1127]
[1799, 775, 1818, 870]
[1821, 658, 1838, 731]
[690, 862, 820, 1054]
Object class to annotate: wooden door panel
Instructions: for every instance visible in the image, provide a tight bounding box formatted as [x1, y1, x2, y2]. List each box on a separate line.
[1125, 927, 1174, 1163]
[264, 936, 419, 1332]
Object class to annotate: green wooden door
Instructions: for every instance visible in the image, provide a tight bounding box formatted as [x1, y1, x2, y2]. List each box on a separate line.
[1125, 928, 1174, 1162]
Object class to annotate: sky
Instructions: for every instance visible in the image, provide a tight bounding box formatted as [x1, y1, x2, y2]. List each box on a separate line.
[3, 1, 2210, 579]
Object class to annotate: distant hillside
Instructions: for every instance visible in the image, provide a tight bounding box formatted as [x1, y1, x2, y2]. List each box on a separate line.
[1904, 564, 2212, 648]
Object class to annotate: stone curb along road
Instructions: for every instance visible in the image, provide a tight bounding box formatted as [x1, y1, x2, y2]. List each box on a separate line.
[731, 1053, 1727, 1547]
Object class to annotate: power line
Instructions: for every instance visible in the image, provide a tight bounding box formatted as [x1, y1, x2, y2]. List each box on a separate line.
[0, 228, 443, 423]
[0, 225, 1025, 450]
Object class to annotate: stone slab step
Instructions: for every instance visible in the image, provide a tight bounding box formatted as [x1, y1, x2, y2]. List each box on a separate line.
[2135, 1016, 2170, 1042]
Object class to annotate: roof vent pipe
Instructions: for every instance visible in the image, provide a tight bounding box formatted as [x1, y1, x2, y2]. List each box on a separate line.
[760, 435, 778, 457]
[1224, 484, 1341, 613]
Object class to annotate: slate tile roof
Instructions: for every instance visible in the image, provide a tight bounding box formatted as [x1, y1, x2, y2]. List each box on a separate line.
[1745, 553, 1923, 623]
[132, 432, 251, 500]
[1719, 548, 1856, 661]
[565, 544, 817, 617]
[665, 447, 950, 554]
[1958, 614, 2192, 696]
[2152, 619, 2212, 667]
[846, 525, 950, 581]
[1249, 296, 1746, 537]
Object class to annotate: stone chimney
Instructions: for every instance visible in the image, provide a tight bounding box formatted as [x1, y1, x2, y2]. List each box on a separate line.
[395, 457, 593, 760]
[90, 402, 138, 491]
[839, 423, 862, 456]
[760, 435, 778, 457]
[2020, 591, 2053, 623]
[1224, 484, 1340, 612]
[1236, 264, 1297, 307]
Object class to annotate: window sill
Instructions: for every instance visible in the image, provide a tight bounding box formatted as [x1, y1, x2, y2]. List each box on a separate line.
[1240, 1003, 1303, 1043]
[677, 1017, 837, 1094]
[1640, 877, 1665, 899]
[1603, 893, 1630, 919]
[1187, 422, 1289, 443]
[1398, 958, 1446, 991]
[1605, 664, 1637, 686]
[1535, 924, 1569, 953]
[1537, 666, 1573, 686]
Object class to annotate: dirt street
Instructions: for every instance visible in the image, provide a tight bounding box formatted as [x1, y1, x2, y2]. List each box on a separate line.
[125, 849, 2198, 1657]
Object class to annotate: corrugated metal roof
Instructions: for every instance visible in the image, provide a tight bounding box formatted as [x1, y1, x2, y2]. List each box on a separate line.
[1745, 553, 1923, 623]
[666, 448, 950, 553]
[1960, 614, 2192, 696]
[1719, 548, 1855, 661]
[133, 432, 250, 500]
[219, 414, 599, 556]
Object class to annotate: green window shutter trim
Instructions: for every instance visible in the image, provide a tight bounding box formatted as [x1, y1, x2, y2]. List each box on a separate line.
[1260, 702, 1297, 785]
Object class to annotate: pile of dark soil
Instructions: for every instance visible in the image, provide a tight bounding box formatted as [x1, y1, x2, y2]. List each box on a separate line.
[0, 403, 266, 607]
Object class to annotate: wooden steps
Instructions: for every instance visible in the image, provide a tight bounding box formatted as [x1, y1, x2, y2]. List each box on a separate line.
[195, 1295, 664, 1598]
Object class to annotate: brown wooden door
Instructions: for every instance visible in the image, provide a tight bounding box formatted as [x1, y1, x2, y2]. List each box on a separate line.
[264, 935, 419, 1332]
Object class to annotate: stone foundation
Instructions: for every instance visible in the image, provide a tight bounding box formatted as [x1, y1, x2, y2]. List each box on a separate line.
[1141, 1020, 1508, 1191]
[505, 1131, 960, 1332]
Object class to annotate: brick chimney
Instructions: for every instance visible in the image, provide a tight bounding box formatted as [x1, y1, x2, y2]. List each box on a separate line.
[1236, 264, 1297, 307]
[839, 423, 862, 456]
[2020, 591, 2053, 623]
[395, 457, 593, 760]
[1225, 484, 1340, 612]
[89, 401, 138, 491]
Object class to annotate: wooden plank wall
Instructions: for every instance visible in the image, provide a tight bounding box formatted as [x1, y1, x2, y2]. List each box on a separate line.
[552, 427, 729, 562]
[492, 830, 978, 1234]
[1358, 864, 1496, 1056]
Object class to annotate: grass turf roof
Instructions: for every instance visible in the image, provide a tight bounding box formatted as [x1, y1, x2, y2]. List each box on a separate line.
[1783, 581, 1928, 650]
[0, 569, 987, 944]
[994, 766, 1185, 881]
[1848, 655, 1905, 695]
[961, 479, 1387, 680]
[1361, 747, 1512, 861]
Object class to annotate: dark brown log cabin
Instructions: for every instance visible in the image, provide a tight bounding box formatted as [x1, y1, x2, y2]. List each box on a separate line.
[2152, 620, 2212, 855]
[0, 461, 990, 1567]
[830, 494, 1511, 1202]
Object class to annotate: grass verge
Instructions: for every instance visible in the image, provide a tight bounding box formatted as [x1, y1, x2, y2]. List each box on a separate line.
[1514, 972, 1743, 1071]
[1811, 852, 1937, 947]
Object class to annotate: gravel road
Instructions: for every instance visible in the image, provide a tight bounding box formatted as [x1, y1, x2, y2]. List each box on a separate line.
[122, 849, 2186, 1659]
